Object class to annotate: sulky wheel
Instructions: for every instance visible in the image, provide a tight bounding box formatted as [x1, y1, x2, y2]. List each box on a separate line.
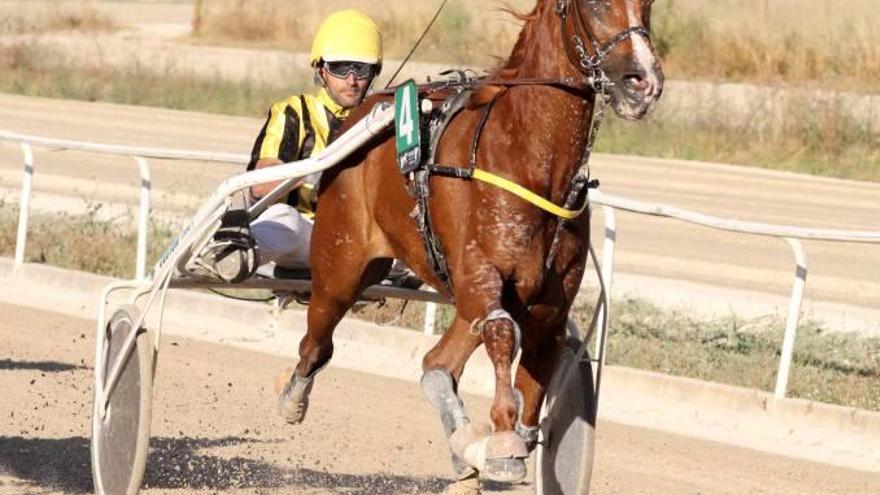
[91, 305, 155, 495]
[535, 336, 597, 495]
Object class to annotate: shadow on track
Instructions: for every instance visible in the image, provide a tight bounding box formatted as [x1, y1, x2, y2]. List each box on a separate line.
[0, 359, 87, 372]
[0, 435, 448, 494]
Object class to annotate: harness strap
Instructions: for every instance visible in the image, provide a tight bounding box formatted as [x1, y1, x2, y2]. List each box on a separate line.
[428, 164, 597, 221]
[473, 169, 593, 220]
[469, 96, 498, 169]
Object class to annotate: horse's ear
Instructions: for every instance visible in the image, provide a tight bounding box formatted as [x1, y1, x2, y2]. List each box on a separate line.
[468, 85, 507, 109]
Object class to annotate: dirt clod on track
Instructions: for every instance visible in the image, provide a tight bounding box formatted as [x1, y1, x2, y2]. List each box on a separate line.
[2, 302, 878, 495]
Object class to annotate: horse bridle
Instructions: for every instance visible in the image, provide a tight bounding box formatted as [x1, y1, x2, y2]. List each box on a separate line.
[556, 0, 652, 92]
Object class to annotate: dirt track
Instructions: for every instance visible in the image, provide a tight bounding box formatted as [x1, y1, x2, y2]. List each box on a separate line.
[1, 302, 878, 495]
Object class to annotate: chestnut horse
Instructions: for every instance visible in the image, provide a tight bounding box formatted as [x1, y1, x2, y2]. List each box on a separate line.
[278, 0, 663, 485]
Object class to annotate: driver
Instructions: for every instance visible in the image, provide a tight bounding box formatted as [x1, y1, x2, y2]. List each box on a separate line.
[208, 9, 419, 291]
[246, 10, 383, 274]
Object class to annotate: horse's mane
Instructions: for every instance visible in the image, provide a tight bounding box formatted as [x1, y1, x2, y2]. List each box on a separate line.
[467, 2, 541, 107]
[497, 1, 542, 76]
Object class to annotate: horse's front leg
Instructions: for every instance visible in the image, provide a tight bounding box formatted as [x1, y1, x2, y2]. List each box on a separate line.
[512, 316, 565, 450]
[466, 309, 529, 483]
[421, 314, 483, 481]
[422, 263, 528, 483]
[422, 309, 528, 484]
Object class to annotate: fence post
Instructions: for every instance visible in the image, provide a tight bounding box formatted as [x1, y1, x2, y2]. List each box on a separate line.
[423, 300, 438, 336]
[13, 143, 34, 273]
[133, 157, 151, 280]
[595, 205, 616, 361]
[774, 237, 807, 399]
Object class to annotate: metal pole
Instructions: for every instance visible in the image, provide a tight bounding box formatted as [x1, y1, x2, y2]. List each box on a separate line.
[13, 143, 34, 273]
[133, 157, 151, 280]
[595, 205, 616, 360]
[774, 237, 807, 399]
[423, 301, 438, 336]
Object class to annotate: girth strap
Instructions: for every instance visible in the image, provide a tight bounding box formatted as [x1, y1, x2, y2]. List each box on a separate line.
[428, 164, 597, 220]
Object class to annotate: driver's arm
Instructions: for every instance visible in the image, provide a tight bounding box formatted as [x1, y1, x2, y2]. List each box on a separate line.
[251, 158, 287, 199]
[248, 101, 304, 199]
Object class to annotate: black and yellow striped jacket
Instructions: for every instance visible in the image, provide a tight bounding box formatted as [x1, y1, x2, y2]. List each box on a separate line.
[248, 88, 349, 217]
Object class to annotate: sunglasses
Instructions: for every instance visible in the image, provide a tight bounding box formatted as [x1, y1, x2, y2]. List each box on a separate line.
[323, 61, 375, 81]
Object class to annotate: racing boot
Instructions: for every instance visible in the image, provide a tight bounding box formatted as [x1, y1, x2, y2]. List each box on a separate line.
[206, 191, 258, 283]
[275, 368, 315, 425]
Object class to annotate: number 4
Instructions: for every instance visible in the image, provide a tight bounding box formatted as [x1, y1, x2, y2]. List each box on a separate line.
[399, 85, 414, 146]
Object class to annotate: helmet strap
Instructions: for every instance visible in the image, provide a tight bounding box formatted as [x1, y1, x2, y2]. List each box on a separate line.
[313, 62, 326, 87]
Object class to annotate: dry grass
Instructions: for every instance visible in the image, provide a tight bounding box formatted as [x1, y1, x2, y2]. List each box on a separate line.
[599, 92, 880, 181]
[0, 0, 118, 34]
[653, 0, 880, 92]
[0, 41, 305, 116]
[0, 202, 176, 279]
[192, 0, 880, 92]
[571, 295, 880, 411]
[191, 0, 530, 68]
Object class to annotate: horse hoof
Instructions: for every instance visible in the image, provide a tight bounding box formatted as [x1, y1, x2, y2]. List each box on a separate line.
[276, 370, 314, 425]
[481, 457, 527, 484]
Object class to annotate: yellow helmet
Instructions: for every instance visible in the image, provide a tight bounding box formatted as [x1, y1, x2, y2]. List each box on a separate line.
[310, 10, 382, 68]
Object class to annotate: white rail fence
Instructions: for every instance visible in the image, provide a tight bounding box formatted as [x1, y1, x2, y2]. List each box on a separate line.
[3, 129, 879, 400]
[0, 130, 249, 279]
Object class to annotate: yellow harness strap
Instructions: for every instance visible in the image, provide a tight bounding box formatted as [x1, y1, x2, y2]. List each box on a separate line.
[471, 168, 587, 220]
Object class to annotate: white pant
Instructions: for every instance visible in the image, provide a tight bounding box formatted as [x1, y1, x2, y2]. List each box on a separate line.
[250, 203, 313, 269]
[250, 203, 413, 277]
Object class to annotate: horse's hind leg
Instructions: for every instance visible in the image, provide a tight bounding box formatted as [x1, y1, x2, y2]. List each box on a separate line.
[276, 235, 390, 425]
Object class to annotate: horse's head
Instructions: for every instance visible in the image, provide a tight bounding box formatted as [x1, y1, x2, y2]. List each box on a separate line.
[561, 0, 664, 120]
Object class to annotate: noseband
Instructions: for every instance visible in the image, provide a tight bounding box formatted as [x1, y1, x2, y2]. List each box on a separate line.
[556, 0, 652, 91]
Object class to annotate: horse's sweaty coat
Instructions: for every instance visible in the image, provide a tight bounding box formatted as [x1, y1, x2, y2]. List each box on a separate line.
[279, 0, 664, 485]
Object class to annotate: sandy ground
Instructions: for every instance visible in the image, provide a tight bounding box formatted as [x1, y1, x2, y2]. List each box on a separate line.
[2, 301, 879, 495]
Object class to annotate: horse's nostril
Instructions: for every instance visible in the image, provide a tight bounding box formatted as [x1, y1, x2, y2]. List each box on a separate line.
[624, 74, 655, 98]
[625, 75, 649, 92]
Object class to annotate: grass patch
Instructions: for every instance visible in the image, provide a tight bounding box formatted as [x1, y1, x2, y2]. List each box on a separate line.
[0, 42, 307, 116]
[0, 202, 176, 279]
[2, 206, 877, 411]
[0, 0, 118, 34]
[599, 94, 880, 181]
[570, 295, 880, 411]
[653, 0, 880, 93]
[190, 0, 528, 69]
